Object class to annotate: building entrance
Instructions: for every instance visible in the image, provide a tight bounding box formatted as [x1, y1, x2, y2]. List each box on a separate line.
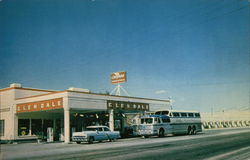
[71, 110, 141, 138]
[43, 119, 53, 138]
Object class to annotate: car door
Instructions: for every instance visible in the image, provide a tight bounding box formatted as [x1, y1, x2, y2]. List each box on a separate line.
[96, 127, 108, 140]
[103, 127, 114, 139]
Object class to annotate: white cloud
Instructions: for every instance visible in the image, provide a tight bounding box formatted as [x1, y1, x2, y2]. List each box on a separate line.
[155, 90, 167, 94]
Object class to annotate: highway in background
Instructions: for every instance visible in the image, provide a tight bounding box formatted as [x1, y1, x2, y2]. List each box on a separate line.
[1, 128, 250, 160]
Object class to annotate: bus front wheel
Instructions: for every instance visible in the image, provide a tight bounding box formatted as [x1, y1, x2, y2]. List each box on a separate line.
[158, 129, 165, 137]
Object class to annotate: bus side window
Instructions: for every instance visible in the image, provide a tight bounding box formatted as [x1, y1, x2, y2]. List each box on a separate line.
[188, 113, 194, 117]
[155, 118, 161, 124]
[155, 111, 161, 115]
[158, 118, 161, 123]
[141, 119, 145, 124]
[169, 113, 173, 117]
[162, 111, 169, 115]
[181, 113, 187, 117]
[195, 113, 200, 117]
[173, 112, 180, 117]
[167, 117, 170, 122]
[162, 118, 170, 123]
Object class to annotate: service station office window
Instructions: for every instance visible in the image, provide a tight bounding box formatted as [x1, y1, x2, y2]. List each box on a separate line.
[0, 120, 4, 136]
[18, 119, 30, 136]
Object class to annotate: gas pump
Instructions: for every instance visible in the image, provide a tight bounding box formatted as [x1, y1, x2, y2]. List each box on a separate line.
[47, 127, 54, 142]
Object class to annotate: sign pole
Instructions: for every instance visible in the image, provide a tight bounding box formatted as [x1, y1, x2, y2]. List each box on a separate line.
[110, 84, 130, 96]
[117, 84, 120, 96]
[110, 71, 130, 96]
[110, 85, 118, 95]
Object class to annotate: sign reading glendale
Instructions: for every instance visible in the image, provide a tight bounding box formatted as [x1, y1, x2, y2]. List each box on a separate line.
[107, 100, 149, 111]
[111, 71, 127, 84]
[16, 98, 63, 113]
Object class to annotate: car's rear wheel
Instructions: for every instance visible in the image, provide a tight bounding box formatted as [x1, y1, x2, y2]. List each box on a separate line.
[76, 141, 81, 144]
[88, 137, 94, 144]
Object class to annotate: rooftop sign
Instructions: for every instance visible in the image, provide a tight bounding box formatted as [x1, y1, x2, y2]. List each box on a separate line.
[111, 71, 127, 84]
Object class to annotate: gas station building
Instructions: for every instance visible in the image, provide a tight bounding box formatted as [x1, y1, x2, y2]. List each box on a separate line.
[0, 84, 170, 143]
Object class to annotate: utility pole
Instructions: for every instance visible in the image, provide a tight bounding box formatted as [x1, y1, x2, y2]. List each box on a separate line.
[211, 107, 213, 117]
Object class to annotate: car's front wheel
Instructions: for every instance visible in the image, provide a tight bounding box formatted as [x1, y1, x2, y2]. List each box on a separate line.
[88, 137, 94, 144]
[108, 137, 114, 142]
[76, 141, 81, 144]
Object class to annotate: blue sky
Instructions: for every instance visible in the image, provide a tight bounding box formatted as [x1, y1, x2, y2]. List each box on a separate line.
[0, 0, 249, 112]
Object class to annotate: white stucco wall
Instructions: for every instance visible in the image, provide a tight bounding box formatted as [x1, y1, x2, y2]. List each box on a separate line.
[68, 97, 106, 110]
[0, 87, 64, 140]
[15, 92, 67, 105]
[0, 89, 15, 140]
[14, 88, 53, 99]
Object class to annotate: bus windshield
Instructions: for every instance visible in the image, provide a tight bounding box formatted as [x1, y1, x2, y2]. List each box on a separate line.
[141, 118, 153, 124]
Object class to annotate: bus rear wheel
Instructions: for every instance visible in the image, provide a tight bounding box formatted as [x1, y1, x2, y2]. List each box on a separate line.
[192, 126, 196, 135]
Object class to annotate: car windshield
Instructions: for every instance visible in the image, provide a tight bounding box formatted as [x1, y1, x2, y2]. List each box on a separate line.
[86, 128, 98, 131]
[141, 118, 153, 124]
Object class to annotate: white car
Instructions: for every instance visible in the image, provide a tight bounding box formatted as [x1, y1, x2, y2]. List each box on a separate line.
[72, 126, 120, 144]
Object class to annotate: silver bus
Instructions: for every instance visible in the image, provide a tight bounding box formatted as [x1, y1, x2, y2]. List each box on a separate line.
[138, 110, 202, 137]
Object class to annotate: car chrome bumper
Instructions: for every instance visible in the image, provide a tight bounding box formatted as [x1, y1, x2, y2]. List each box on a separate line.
[72, 136, 88, 142]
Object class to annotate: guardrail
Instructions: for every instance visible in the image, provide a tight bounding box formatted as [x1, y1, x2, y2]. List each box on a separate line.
[201, 110, 250, 129]
[202, 120, 250, 129]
